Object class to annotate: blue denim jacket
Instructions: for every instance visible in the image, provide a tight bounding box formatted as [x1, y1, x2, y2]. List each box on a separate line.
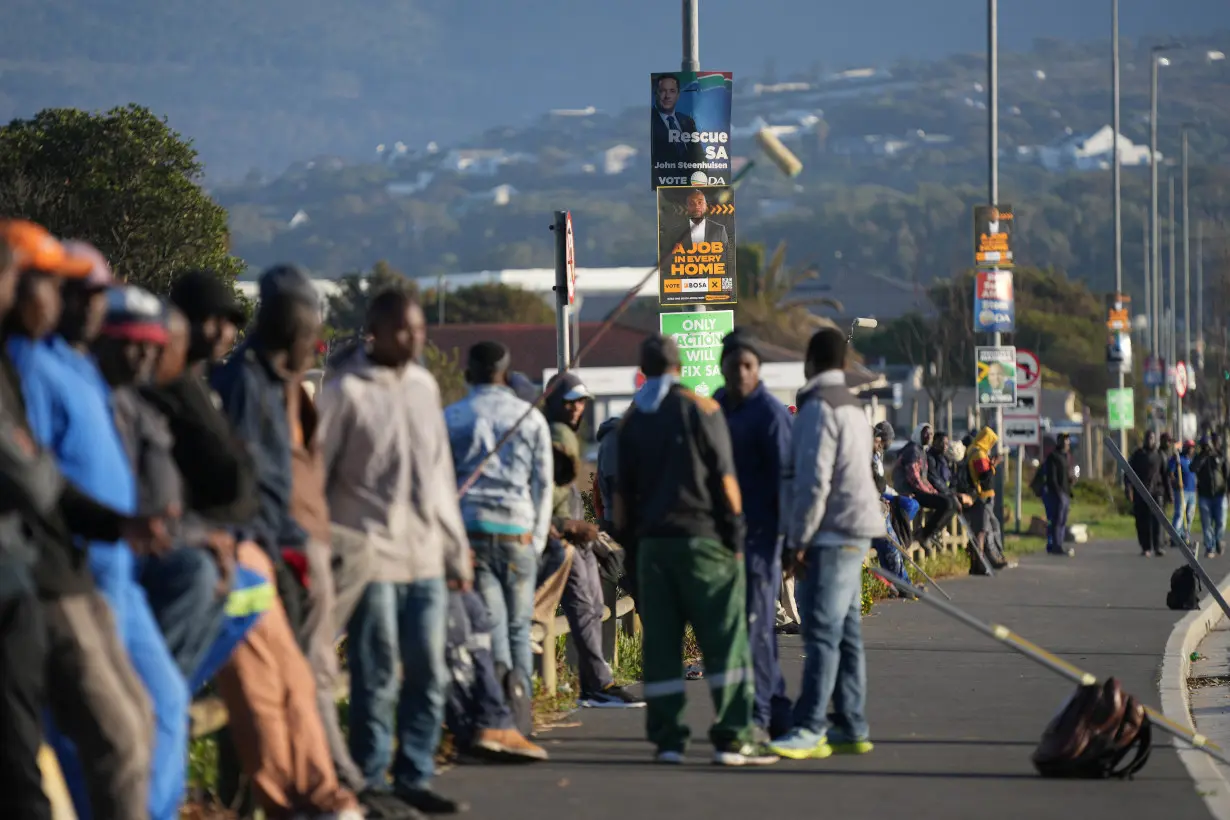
[210, 342, 305, 556]
[444, 385, 554, 553]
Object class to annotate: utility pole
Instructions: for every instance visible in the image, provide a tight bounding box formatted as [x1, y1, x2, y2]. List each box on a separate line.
[1150, 50, 1161, 368]
[1169, 175, 1178, 436]
[682, 0, 706, 316]
[1182, 126, 1192, 396]
[1198, 221, 1205, 357]
[1144, 216, 1151, 351]
[1112, 0, 1127, 454]
[987, 0, 1005, 527]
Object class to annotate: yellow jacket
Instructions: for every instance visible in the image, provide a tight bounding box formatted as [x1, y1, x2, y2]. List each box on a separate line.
[967, 427, 999, 501]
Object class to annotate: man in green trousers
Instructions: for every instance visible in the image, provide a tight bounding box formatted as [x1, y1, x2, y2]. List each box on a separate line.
[614, 334, 777, 767]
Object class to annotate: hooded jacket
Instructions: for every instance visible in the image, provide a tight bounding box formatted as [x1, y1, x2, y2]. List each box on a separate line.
[1127, 440, 1169, 504]
[896, 423, 937, 496]
[967, 427, 999, 501]
[320, 348, 473, 585]
[615, 376, 745, 550]
[784, 370, 882, 549]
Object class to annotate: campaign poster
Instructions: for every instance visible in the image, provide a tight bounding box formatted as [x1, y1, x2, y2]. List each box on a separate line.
[659, 310, 735, 398]
[657, 185, 736, 306]
[973, 204, 1014, 269]
[650, 71, 734, 189]
[975, 345, 1018, 406]
[973, 270, 1014, 333]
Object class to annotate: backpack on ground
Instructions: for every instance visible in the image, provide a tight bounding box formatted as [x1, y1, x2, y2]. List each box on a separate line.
[1031, 677, 1152, 779]
[1166, 564, 1203, 610]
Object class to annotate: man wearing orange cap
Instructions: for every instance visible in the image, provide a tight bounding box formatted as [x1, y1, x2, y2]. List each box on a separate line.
[0, 221, 173, 820]
[6, 234, 189, 820]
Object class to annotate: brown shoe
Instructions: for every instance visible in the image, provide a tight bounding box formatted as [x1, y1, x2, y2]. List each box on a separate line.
[471, 728, 549, 762]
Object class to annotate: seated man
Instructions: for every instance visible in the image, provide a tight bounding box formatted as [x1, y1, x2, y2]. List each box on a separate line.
[93, 285, 233, 680]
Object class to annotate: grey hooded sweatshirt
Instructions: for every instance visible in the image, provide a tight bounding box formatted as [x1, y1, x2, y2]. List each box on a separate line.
[785, 370, 883, 550]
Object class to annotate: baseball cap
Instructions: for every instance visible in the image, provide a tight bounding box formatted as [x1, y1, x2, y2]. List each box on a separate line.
[551, 371, 592, 402]
[60, 240, 114, 288]
[100, 286, 169, 345]
[169, 269, 247, 325]
[0, 220, 93, 278]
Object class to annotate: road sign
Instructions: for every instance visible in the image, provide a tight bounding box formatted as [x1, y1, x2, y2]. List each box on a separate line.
[1015, 348, 1040, 390]
[1106, 387, 1135, 431]
[565, 212, 576, 305]
[1006, 386, 1040, 418]
[1144, 355, 1165, 387]
[659, 310, 735, 397]
[1002, 417, 1041, 447]
[1176, 360, 1189, 398]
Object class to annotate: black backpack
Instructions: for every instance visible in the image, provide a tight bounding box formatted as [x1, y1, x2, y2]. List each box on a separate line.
[1167, 564, 1203, 610]
[1197, 454, 1228, 497]
[1032, 677, 1152, 779]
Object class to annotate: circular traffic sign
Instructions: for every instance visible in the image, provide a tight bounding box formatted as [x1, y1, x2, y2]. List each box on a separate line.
[1015, 348, 1040, 390]
[1176, 360, 1188, 397]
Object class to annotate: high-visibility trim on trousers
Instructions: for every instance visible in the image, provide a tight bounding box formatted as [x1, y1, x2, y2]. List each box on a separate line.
[643, 678, 688, 698]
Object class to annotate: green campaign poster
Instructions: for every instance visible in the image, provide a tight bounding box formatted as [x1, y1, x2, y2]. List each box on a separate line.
[1107, 387, 1135, 431]
[659, 310, 735, 398]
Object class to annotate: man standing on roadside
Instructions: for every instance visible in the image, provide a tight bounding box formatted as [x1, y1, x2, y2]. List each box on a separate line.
[770, 328, 882, 762]
[321, 288, 471, 816]
[965, 427, 1009, 573]
[445, 342, 554, 713]
[1191, 433, 1228, 558]
[1126, 430, 1169, 558]
[715, 330, 793, 740]
[1041, 433, 1074, 557]
[1168, 440, 1198, 547]
[615, 334, 775, 767]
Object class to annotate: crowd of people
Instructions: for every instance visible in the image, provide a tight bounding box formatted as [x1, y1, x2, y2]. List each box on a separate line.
[0, 216, 1049, 819]
[1127, 430, 1229, 558]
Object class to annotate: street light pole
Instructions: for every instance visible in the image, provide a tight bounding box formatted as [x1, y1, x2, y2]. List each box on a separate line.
[1182, 126, 1192, 375]
[682, 0, 705, 316]
[987, 0, 1005, 527]
[1198, 221, 1205, 357]
[1112, 0, 1127, 454]
[1150, 51, 1161, 367]
[1169, 174, 1178, 436]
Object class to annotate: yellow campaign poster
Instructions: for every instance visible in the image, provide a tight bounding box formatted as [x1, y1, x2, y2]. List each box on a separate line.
[656, 185, 736, 306]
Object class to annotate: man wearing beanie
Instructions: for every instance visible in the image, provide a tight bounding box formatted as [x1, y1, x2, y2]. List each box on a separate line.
[715, 329, 793, 740]
[615, 333, 776, 767]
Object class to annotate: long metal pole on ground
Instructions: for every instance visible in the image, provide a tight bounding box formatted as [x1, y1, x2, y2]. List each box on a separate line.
[1112, 0, 1127, 455]
[987, 0, 1005, 526]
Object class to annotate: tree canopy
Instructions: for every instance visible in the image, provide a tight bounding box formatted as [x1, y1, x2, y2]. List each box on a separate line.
[0, 105, 244, 294]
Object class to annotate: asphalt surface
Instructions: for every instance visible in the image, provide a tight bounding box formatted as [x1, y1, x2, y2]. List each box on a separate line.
[440, 540, 1213, 819]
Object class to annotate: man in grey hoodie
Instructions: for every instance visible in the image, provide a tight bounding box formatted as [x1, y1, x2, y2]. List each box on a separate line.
[319, 288, 471, 816]
[770, 327, 882, 761]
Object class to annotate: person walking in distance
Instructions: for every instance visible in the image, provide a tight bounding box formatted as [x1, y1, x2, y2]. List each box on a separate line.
[1168, 440, 1198, 548]
[320, 288, 471, 816]
[964, 427, 1008, 574]
[715, 329, 793, 740]
[1192, 433, 1229, 558]
[444, 342, 553, 715]
[1041, 434, 1075, 557]
[615, 334, 776, 767]
[769, 328, 882, 761]
[1126, 430, 1170, 558]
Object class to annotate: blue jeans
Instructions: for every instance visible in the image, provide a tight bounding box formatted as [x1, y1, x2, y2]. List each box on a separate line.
[1042, 490, 1070, 552]
[138, 547, 226, 682]
[1199, 494, 1227, 555]
[469, 534, 537, 697]
[872, 539, 906, 579]
[1172, 490, 1198, 540]
[791, 544, 869, 740]
[348, 578, 448, 792]
[54, 544, 189, 820]
[445, 590, 515, 748]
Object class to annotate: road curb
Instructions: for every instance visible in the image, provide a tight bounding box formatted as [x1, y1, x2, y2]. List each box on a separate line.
[1161, 570, 1230, 819]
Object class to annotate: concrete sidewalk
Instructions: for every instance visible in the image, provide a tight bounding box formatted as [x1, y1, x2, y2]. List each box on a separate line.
[440, 540, 1212, 819]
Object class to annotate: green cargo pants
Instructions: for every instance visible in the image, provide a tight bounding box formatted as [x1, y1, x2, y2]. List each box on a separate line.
[638, 536, 756, 752]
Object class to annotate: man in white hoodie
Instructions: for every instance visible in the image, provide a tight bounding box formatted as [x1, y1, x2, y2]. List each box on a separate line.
[318, 289, 472, 817]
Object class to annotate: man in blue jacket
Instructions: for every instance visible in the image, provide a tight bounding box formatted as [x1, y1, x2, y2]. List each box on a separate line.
[716, 330, 793, 740]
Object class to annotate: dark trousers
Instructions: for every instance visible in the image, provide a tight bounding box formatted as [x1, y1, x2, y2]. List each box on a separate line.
[561, 547, 614, 695]
[913, 491, 956, 543]
[138, 546, 225, 680]
[1043, 491, 1070, 552]
[746, 547, 792, 737]
[445, 591, 514, 749]
[0, 588, 50, 820]
[1134, 499, 1162, 554]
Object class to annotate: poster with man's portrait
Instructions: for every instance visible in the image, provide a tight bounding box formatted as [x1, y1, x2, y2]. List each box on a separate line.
[976, 345, 1018, 406]
[649, 71, 733, 189]
[656, 185, 736, 306]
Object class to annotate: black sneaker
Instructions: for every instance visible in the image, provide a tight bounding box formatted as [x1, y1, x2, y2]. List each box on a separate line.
[360, 790, 427, 820]
[1153, 548, 1168, 557]
[579, 685, 646, 708]
[394, 787, 469, 815]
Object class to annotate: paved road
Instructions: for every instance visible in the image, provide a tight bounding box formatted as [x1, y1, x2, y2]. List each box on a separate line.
[441, 540, 1212, 819]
